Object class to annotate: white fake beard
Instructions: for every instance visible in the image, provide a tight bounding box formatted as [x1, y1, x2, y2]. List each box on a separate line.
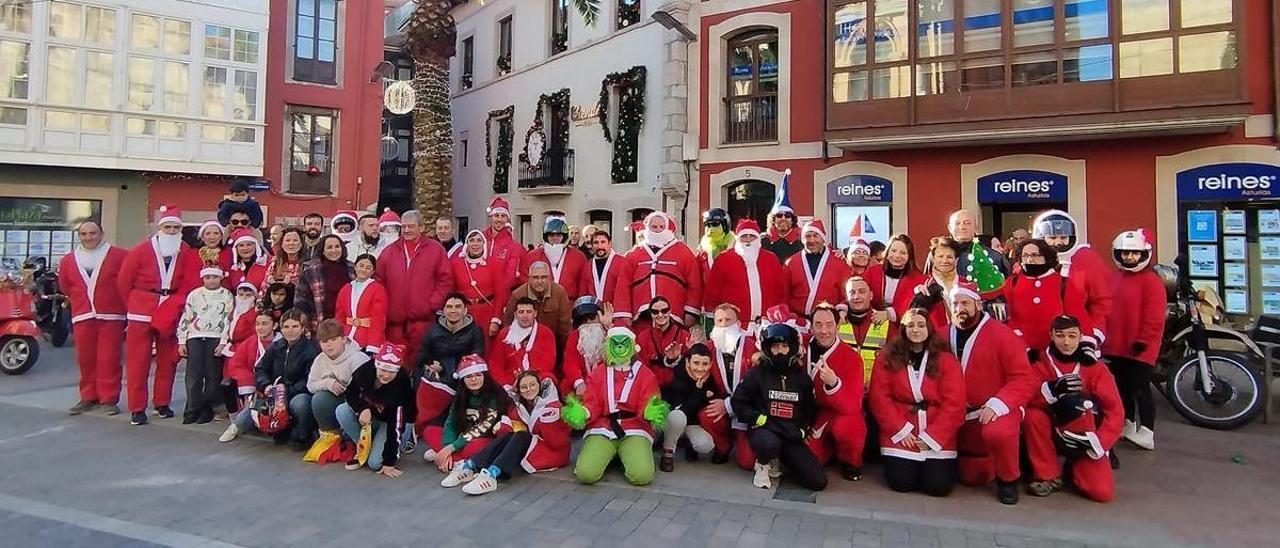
[504, 322, 534, 348]
[543, 243, 565, 265]
[576, 323, 605, 366]
[645, 229, 674, 248]
[709, 325, 743, 352]
[156, 233, 182, 257]
[336, 231, 355, 243]
[734, 239, 761, 262]
[233, 296, 254, 317]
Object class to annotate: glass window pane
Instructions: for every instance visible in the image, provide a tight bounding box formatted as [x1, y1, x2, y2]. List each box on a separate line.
[298, 15, 314, 38]
[874, 0, 908, 63]
[48, 2, 82, 39]
[81, 114, 110, 133]
[0, 41, 30, 99]
[127, 117, 154, 135]
[318, 19, 335, 41]
[296, 37, 314, 59]
[0, 1, 31, 34]
[872, 65, 911, 98]
[1065, 0, 1108, 41]
[728, 44, 755, 96]
[1013, 0, 1054, 48]
[45, 47, 75, 104]
[299, 0, 315, 17]
[232, 127, 255, 143]
[158, 121, 185, 138]
[164, 20, 191, 54]
[204, 25, 230, 60]
[916, 61, 957, 95]
[758, 40, 778, 93]
[86, 7, 115, 45]
[202, 66, 227, 117]
[163, 62, 188, 114]
[131, 14, 159, 49]
[201, 124, 228, 141]
[0, 107, 27, 125]
[1119, 37, 1173, 78]
[917, 0, 954, 57]
[128, 57, 155, 110]
[1181, 0, 1232, 28]
[832, 71, 869, 102]
[1063, 44, 1113, 81]
[1121, 0, 1168, 34]
[317, 40, 335, 62]
[961, 57, 1005, 91]
[964, 0, 1002, 52]
[315, 115, 332, 136]
[1179, 32, 1236, 73]
[234, 70, 257, 120]
[84, 52, 113, 108]
[1011, 51, 1058, 87]
[45, 110, 76, 129]
[234, 30, 259, 63]
[320, 0, 337, 19]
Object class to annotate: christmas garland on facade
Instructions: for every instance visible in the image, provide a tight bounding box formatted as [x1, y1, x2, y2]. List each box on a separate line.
[520, 89, 570, 172]
[597, 66, 646, 183]
[485, 106, 514, 193]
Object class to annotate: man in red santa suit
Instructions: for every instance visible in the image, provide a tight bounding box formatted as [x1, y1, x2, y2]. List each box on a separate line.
[481, 197, 527, 289]
[622, 211, 702, 328]
[948, 282, 1037, 504]
[452, 229, 512, 341]
[62, 221, 128, 416]
[786, 219, 851, 317]
[119, 206, 200, 425]
[560, 296, 608, 397]
[488, 297, 557, 391]
[522, 216, 587, 299]
[1033, 210, 1112, 350]
[704, 303, 757, 468]
[578, 229, 632, 325]
[703, 219, 786, 328]
[635, 296, 690, 387]
[804, 303, 866, 481]
[374, 210, 454, 365]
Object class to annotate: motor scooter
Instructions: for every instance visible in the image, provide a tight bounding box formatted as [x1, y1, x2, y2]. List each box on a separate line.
[23, 257, 70, 347]
[0, 266, 41, 375]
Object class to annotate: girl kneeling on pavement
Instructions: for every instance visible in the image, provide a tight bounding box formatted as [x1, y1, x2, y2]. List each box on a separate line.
[219, 311, 319, 448]
[659, 342, 728, 472]
[335, 342, 416, 477]
[305, 319, 370, 458]
[441, 370, 571, 495]
[423, 355, 510, 475]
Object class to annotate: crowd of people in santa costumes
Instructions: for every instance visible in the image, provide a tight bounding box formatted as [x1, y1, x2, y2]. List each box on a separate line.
[56, 175, 1172, 501]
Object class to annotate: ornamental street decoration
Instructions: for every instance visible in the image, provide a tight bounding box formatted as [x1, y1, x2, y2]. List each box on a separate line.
[598, 66, 646, 183]
[383, 80, 416, 115]
[486, 106, 515, 193]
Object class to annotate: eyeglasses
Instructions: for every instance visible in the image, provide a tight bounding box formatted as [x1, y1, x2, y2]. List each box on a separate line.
[650, 307, 671, 315]
[773, 213, 792, 219]
[229, 219, 250, 226]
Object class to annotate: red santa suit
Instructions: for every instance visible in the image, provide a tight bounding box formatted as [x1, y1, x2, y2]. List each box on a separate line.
[579, 250, 633, 324]
[221, 286, 259, 357]
[581, 360, 662, 442]
[1004, 269, 1095, 355]
[224, 334, 271, 395]
[703, 220, 786, 326]
[1035, 211, 1114, 343]
[487, 321, 558, 390]
[868, 349, 966, 462]
[523, 244, 588, 299]
[560, 327, 605, 397]
[333, 278, 388, 352]
[451, 230, 512, 341]
[1024, 351, 1123, 502]
[509, 378, 572, 472]
[949, 305, 1037, 486]
[1102, 267, 1166, 366]
[119, 221, 200, 414]
[705, 333, 758, 470]
[804, 339, 866, 467]
[635, 321, 690, 387]
[374, 235, 453, 364]
[622, 212, 703, 325]
[786, 220, 851, 316]
[864, 263, 929, 323]
[483, 196, 527, 288]
[222, 228, 269, 292]
[60, 243, 127, 405]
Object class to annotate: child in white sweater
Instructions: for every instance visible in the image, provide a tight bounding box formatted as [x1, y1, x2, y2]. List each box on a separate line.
[178, 267, 234, 424]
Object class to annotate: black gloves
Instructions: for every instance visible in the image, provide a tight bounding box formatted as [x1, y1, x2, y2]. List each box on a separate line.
[1132, 341, 1148, 355]
[1048, 373, 1083, 398]
[1054, 429, 1094, 459]
[1050, 392, 1089, 424]
[1026, 347, 1040, 363]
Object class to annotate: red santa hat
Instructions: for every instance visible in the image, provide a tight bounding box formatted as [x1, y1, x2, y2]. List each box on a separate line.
[626, 221, 645, 233]
[330, 210, 358, 229]
[801, 219, 828, 244]
[235, 281, 258, 293]
[454, 353, 489, 378]
[487, 196, 510, 216]
[378, 208, 401, 228]
[734, 219, 762, 239]
[229, 227, 257, 247]
[849, 238, 871, 255]
[948, 280, 981, 304]
[643, 211, 678, 233]
[155, 205, 182, 226]
[199, 266, 224, 279]
[198, 219, 223, 236]
[374, 343, 407, 373]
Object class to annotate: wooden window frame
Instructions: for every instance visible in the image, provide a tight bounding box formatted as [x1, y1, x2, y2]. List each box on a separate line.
[724, 28, 780, 144]
[287, 107, 336, 196]
[293, 0, 338, 85]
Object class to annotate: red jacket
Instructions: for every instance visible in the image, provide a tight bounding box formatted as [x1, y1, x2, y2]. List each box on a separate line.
[560, 329, 603, 396]
[223, 254, 269, 292]
[225, 335, 271, 392]
[868, 349, 966, 460]
[863, 264, 929, 322]
[1004, 270, 1095, 353]
[59, 246, 128, 323]
[708, 335, 757, 430]
[482, 225, 527, 288]
[1102, 268, 1166, 365]
[578, 251, 633, 323]
[487, 322, 557, 389]
[451, 253, 512, 333]
[224, 300, 258, 354]
[950, 316, 1037, 416]
[333, 279, 388, 352]
[374, 236, 453, 325]
[581, 361, 662, 441]
[786, 249, 851, 315]
[806, 340, 863, 417]
[624, 240, 703, 323]
[703, 247, 786, 324]
[508, 380, 571, 472]
[523, 245, 588, 299]
[1031, 352, 1124, 456]
[635, 322, 690, 386]
[1061, 245, 1113, 341]
[118, 237, 200, 332]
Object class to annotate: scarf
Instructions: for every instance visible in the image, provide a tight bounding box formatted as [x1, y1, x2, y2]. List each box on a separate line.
[884, 262, 907, 279]
[440, 313, 474, 333]
[504, 321, 534, 348]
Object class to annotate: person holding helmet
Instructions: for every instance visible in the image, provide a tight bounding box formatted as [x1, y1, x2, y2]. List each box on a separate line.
[1101, 229, 1165, 451]
[560, 295, 610, 397]
[522, 216, 588, 299]
[1032, 210, 1113, 346]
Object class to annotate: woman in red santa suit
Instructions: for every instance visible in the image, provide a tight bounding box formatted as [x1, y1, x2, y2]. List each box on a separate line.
[481, 197, 527, 289]
[333, 254, 388, 353]
[223, 227, 269, 292]
[803, 303, 867, 481]
[1102, 229, 1166, 451]
[623, 211, 703, 329]
[786, 220, 851, 317]
[1004, 239, 1097, 359]
[521, 216, 587, 299]
[909, 236, 963, 332]
[118, 206, 200, 425]
[195, 219, 229, 268]
[703, 219, 787, 328]
[451, 230, 511, 342]
[868, 308, 966, 496]
[487, 297, 558, 390]
[864, 234, 928, 324]
[61, 221, 128, 415]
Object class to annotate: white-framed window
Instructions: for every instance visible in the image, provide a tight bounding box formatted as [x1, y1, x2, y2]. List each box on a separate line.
[204, 24, 232, 60]
[45, 46, 76, 104]
[233, 30, 259, 63]
[83, 51, 113, 109]
[0, 0, 31, 33]
[1, 40, 29, 100]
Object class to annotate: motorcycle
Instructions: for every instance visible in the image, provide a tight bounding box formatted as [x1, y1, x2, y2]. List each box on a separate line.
[1152, 258, 1267, 430]
[0, 266, 41, 375]
[23, 257, 70, 347]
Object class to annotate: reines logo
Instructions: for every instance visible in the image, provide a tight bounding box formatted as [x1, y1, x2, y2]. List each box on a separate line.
[1176, 163, 1280, 200]
[835, 182, 883, 197]
[827, 175, 893, 204]
[992, 178, 1054, 194]
[1197, 174, 1276, 191]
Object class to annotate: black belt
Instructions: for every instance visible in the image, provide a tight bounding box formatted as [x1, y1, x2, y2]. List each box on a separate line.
[910, 402, 930, 413]
[608, 410, 637, 438]
[147, 288, 173, 297]
[630, 270, 688, 290]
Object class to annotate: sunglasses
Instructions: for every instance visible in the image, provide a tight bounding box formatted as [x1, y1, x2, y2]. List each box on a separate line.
[650, 307, 671, 315]
[229, 219, 250, 226]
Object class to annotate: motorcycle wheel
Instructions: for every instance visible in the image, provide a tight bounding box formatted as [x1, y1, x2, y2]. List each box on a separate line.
[50, 308, 70, 347]
[1165, 351, 1263, 430]
[0, 336, 39, 375]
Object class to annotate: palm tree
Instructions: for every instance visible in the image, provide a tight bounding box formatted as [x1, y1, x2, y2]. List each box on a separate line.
[401, 0, 600, 221]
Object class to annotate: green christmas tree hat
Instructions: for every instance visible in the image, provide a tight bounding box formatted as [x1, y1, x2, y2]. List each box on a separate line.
[964, 240, 1006, 298]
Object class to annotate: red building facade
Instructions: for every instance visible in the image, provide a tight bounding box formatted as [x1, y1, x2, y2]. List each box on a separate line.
[695, 0, 1279, 322]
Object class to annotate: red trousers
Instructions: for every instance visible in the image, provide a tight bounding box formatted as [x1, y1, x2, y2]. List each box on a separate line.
[1023, 408, 1114, 502]
[73, 319, 124, 403]
[704, 419, 757, 470]
[414, 381, 454, 438]
[421, 425, 492, 461]
[806, 410, 866, 468]
[124, 320, 179, 413]
[957, 412, 1022, 485]
[386, 320, 429, 366]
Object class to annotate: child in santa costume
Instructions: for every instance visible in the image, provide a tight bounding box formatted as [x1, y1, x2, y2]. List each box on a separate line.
[863, 234, 928, 324]
[176, 266, 234, 424]
[623, 211, 703, 328]
[481, 197, 527, 288]
[1032, 210, 1113, 346]
[522, 216, 588, 299]
[1102, 229, 1166, 451]
[423, 354, 511, 473]
[333, 254, 388, 353]
[336, 342, 416, 478]
[703, 219, 787, 328]
[440, 370, 570, 495]
[1005, 239, 1098, 359]
[577, 228, 633, 325]
[60, 221, 127, 416]
[223, 227, 269, 292]
[1024, 315, 1123, 502]
[221, 311, 276, 414]
[635, 296, 690, 387]
[560, 296, 608, 397]
[786, 219, 850, 317]
[119, 205, 200, 425]
[224, 282, 260, 356]
[659, 343, 729, 472]
[804, 303, 866, 482]
[487, 297, 558, 391]
[563, 327, 667, 486]
[868, 308, 966, 497]
[451, 230, 512, 342]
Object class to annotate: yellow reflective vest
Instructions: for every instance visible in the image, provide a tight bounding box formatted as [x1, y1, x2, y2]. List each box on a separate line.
[838, 319, 889, 386]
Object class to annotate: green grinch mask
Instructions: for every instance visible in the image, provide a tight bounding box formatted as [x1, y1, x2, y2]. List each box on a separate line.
[605, 333, 636, 366]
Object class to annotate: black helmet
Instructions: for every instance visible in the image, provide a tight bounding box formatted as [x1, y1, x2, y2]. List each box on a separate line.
[571, 295, 602, 327]
[759, 323, 800, 359]
[702, 208, 729, 231]
[543, 216, 568, 243]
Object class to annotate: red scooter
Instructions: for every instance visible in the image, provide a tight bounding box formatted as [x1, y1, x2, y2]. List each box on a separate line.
[0, 268, 40, 375]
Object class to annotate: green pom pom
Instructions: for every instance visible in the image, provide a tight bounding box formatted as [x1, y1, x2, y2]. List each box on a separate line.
[643, 395, 671, 430]
[562, 395, 588, 429]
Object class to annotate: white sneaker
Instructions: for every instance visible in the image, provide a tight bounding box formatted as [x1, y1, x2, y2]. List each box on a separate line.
[422, 448, 437, 463]
[462, 470, 499, 495]
[440, 463, 475, 488]
[768, 458, 782, 478]
[1127, 426, 1155, 450]
[753, 463, 772, 489]
[1121, 419, 1137, 439]
[218, 424, 239, 443]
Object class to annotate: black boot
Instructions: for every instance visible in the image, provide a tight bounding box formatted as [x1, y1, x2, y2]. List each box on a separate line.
[659, 452, 675, 473]
[711, 452, 730, 465]
[996, 480, 1020, 505]
[1109, 451, 1121, 470]
[841, 464, 863, 481]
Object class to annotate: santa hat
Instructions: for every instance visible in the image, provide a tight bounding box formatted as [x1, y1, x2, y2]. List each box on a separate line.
[199, 267, 224, 279]
[374, 343, 406, 373]
[454, 353, 489, 378]
[487, 196, 510, 216]
[802, 219, 828, 244]
[643, 211, 677, 233]
[330, 210, 358, 229]
[378, 208, 401, 228]
[626, 221, 645, 233]
[198, 219, 223, 236]
[155, 205, 182, 226]
[235, 281, 258, 293]
[849, 238, 870, 254]
[734, 219, 761, 239]
[948, 280, 981, 304]
[229, 227, 258, 247]
[762, 304, 808, 333]
[769, 169, 794, 216]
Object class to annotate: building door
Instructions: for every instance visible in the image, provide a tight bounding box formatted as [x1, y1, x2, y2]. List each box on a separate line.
[725, 180, 775, 231]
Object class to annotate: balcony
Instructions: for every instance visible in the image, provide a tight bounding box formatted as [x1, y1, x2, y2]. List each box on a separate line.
[518, 148, 574, 195]
[724, 95, 778, 144]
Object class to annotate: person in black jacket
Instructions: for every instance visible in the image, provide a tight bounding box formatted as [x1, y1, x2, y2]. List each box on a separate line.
[659, 343, 728, 472]
[219, 310, 320, 448]
[415, 294, 487, 433]
[335, 342, 416, 477]
[730, 323, 826, 491]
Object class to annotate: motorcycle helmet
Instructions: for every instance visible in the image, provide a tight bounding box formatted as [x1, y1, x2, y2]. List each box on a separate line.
[571, 295, 602, 328]
[542, 216, 569, 243]
[1032, 210, 1078, 254]
[1111, 228, 1152, 272]
[759, 322, 800, 368]
[702, 208, 730, 232]
[1152, 263, 1179, 302]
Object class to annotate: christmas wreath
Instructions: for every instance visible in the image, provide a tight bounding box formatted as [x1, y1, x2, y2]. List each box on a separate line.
[486, 106, 514, 193]
[520, 89, 570, 172]
[597, 66, 646, 183]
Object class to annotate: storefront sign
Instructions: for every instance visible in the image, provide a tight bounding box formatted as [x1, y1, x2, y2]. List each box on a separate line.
[826, 175, 893, 204]
[0, 197, 101, 270]
[1176, 163, 1280, 200]
[570, 105, 599, 125]
[976, 170, 1068, 203]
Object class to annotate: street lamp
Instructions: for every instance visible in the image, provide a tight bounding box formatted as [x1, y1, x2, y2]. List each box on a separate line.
[651, 10, 697, 42]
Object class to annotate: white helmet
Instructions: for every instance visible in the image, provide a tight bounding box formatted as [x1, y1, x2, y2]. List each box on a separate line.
[1112, 229, 1152, 272]
[1032, 210, 1078, 254]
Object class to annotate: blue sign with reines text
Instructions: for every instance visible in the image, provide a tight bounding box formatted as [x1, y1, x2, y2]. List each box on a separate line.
[977, 170, 1068, 203]
[827, 175, 893, 204]
[1176, 163, 1280, 201]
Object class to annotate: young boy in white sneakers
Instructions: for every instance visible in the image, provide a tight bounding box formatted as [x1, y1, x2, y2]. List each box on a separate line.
[177, 267, 234, 424]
